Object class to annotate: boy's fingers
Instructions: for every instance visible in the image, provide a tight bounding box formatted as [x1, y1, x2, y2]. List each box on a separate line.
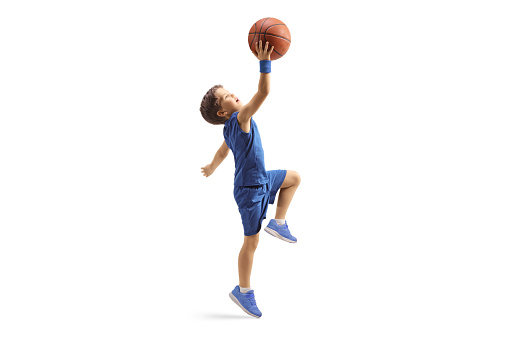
[265, 41, 269, 52]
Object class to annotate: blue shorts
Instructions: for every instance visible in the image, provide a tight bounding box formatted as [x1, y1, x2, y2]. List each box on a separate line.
[234, 170, 287, 236]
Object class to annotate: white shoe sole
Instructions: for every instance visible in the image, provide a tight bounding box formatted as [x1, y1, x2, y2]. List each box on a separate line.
[264, 227, 297, 243]
[229, 292, 261, 318]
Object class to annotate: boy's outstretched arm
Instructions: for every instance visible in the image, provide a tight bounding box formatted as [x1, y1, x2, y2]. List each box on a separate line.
[201, 140, 229, 177]
[237, 40, 274, 125]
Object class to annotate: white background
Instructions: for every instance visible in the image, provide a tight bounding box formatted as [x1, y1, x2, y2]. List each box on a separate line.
[1, 0, 508, 338]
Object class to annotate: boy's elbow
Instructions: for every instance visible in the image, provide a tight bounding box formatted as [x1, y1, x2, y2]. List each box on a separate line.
[220, 148, 229, 158]
[259, 87, 270, 96]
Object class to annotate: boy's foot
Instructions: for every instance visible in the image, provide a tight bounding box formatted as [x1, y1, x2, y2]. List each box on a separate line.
[264, 219, 297, 243]
[229, 285, 262, 318]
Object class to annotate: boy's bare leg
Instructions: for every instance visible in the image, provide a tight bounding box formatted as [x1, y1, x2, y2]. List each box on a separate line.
[238, 233, 260, 288]
[275, 170, 301, 220]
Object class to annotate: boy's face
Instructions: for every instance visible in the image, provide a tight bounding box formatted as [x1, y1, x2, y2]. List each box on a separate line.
[215, 87, 243, 118]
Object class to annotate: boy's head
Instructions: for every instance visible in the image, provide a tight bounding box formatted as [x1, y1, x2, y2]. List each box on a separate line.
[200, 84, 243, 125]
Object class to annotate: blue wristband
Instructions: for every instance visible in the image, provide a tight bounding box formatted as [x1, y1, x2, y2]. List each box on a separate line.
[260, 60, 271, 73]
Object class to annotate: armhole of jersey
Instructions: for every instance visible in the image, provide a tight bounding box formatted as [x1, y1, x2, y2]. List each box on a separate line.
[236, 113, 251, 135]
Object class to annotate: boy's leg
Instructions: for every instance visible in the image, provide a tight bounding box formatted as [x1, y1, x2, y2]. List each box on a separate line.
[238, 232, 260, 288]
[275, 170, 301, 220]
[231, 232, 263, 318]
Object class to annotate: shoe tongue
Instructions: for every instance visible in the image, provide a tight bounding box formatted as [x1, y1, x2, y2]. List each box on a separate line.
[245, 291, 255, 298]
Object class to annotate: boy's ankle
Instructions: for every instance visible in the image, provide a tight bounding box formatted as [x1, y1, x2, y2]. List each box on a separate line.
[239, 286, 252, 293]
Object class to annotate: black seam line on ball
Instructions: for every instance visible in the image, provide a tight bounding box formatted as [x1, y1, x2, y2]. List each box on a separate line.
[250, 22, 258, 49]
[264, 24, 288, 42]
[263, 23, 285, 33]
[248, 32, 291, 43]
[258, 17, 270, 45]
[259, 17, 270, 33]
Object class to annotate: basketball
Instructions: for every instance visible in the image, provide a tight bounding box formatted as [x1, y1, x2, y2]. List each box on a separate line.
[248, 17, 291, 61]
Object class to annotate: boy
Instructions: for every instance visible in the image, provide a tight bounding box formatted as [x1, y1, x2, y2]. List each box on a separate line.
[199, 40, 301, 318]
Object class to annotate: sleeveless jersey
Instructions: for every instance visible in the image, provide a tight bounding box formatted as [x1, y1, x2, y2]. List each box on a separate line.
[223, 111, 268, 186]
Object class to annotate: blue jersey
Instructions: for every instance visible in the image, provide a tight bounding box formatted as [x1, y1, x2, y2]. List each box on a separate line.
[223, 111, 268, 186]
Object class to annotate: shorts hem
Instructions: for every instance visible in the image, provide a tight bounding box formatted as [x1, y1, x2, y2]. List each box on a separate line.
[269, 170, 287, 205]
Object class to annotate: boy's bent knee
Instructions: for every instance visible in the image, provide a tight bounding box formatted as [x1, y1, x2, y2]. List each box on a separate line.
[282, 170, 301, 188]
[294, 171, 301, 186]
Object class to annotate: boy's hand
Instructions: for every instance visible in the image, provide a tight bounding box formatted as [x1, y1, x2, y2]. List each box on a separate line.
[255, 40, 275, 61]
[201, 164, 214, 177]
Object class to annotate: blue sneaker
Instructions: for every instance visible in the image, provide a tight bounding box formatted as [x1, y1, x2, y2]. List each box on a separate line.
[229, 286, 262, 318]
[264, 219, 297, 243]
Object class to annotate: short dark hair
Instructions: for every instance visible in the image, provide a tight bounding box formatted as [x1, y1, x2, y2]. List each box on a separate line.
[200, 84, 225, 125]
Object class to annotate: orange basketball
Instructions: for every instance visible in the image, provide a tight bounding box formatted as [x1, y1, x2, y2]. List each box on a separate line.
[248, 17, 291, 61]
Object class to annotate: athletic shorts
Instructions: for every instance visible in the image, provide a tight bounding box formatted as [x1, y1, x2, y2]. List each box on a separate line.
[233, 170, 287, 236]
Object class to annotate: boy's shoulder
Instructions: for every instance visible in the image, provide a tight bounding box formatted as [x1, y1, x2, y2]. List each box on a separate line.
[224, 111, 243, 130]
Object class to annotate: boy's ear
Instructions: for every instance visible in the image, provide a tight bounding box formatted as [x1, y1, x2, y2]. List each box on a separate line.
[217, 110, 226, 117]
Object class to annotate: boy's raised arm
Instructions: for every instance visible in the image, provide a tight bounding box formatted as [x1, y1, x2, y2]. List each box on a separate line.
[237, 41, 274, 125]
